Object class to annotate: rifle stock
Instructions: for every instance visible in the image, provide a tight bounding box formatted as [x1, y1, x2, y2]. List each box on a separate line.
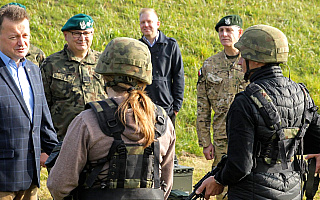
[186, 155, 227, 200]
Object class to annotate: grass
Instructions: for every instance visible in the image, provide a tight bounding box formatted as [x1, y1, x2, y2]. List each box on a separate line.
[2, 0, 320, 199]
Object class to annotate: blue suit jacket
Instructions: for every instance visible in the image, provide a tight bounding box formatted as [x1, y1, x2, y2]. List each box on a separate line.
[0, 58, 58, 191]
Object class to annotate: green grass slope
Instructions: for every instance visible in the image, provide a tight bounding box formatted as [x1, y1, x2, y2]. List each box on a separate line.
[3, 0, 320, 155]
[2, 0, 320, 199]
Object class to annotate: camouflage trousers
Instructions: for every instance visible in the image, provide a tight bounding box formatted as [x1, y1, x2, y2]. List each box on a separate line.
[213, 138, 228, 200]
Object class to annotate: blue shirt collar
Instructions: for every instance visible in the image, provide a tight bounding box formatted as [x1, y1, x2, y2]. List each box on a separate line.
[142, 31, 159, 47]
[0, 50, 27, 68]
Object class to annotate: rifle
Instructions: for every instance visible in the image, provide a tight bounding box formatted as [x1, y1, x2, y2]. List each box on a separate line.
[304, 157, 320, 200]
[186, 155, 227, 200]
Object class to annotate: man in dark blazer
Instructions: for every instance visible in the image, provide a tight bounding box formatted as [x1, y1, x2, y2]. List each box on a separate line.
[0, 4, 58, 199]
[139, 8, 184, 127]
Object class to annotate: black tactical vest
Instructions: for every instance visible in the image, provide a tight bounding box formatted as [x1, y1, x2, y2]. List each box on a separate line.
[75, 98, 167, 200]
[243, 82, 317, 173]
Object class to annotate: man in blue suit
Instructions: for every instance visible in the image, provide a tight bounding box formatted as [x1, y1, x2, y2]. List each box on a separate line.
[0, 4, 58, 199]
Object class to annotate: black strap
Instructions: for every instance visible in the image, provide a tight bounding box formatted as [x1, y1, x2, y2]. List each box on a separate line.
[140, 146, 153, 188]
[85, 99, 127, 188]
[85, 98, 125, 139]
[116, 141, 127, 188]
[153, 141, 161, 189]
[85, 157, 109, 188]
[244, 83, 282, 131]
[85, 139, 126, 188]
[287, 85, 310, 174]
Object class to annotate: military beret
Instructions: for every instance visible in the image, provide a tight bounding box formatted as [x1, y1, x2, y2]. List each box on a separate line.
[61, 14, 94, 32]
[215, 15, 243, 32]
[1, 2, 26, 10]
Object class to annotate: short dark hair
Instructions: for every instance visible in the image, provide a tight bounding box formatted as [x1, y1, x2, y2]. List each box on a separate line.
[0, 5, 29, 31]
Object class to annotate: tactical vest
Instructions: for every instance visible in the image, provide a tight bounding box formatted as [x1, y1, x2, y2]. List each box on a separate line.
[75, 98, 167, 200]
[243, 83, 317, 173]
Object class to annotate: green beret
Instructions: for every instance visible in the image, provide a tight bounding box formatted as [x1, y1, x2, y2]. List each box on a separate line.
[215, 15, 243, 32]
[61, 14, 94, 32]
[1, 2, 26, 10]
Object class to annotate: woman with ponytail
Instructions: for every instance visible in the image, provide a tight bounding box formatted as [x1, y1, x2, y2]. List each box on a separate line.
[47, 37, 176, 200]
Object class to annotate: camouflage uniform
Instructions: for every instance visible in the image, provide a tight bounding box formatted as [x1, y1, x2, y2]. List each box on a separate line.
[26, 44, 46, 67]
[197, 51, 247, 200]
[197, 51, 247, 166]
[41, 44, 107, 140]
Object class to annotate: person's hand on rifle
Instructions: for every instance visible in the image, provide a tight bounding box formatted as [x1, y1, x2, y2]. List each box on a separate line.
[203, 143, 215, 160]
[195, 176, 224, 200]
[305, 154, 320, 173]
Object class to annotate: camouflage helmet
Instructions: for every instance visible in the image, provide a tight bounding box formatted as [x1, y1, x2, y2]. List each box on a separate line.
[95, 37, 152, 85]
[235, 25, 289, 63]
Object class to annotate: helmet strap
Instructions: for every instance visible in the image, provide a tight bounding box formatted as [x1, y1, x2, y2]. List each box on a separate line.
[244, 59, 251, 82]
[244, 59, 264, 82]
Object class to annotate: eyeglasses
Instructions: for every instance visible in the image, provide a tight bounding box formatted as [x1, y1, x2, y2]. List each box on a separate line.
[68, 31, 93, 39]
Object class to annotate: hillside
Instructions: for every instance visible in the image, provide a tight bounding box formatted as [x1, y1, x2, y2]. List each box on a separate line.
[2, 0, 320, 199]
[6, 0, 318, 156]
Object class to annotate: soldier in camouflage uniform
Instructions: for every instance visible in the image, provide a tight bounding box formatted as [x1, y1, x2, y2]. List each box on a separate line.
[196, 15, 247, 199]
[41, 14, 107, 141]
[26, 44, 46, 67]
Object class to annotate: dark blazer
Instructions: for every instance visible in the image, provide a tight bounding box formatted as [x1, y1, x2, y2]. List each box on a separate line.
[0, 58, 58, 191]
[139, 30, 184, 116]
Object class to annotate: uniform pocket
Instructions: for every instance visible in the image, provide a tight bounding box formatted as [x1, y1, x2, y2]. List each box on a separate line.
[51, 72, 75, 99]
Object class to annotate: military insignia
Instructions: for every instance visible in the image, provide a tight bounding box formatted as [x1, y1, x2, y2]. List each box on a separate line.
[197, 68, 203, 84]
[86, 21, 92, 27]
[80, 21, 86, 29]
[225, 18, 231, 25]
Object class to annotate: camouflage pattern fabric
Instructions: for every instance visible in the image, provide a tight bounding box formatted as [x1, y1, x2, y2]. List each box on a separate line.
[197, 51, 247, 148]
[197, 51, 247, 200]
[26, 44, 46, 67]
[95, 37, 152, 85]
[41, 44, 108, 140]
[234, 24, 289, 63]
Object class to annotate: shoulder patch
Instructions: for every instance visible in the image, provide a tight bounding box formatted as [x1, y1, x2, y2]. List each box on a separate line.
[197, 68, 204, 84]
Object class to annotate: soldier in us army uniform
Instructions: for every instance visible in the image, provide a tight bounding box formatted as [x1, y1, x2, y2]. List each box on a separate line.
[196, 15, 247, 199]
[41, 14, 107, 141]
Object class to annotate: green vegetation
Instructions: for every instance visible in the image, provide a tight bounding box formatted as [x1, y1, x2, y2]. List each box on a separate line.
[14, 0, 320, 157]
[3, 0, 320, 199]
